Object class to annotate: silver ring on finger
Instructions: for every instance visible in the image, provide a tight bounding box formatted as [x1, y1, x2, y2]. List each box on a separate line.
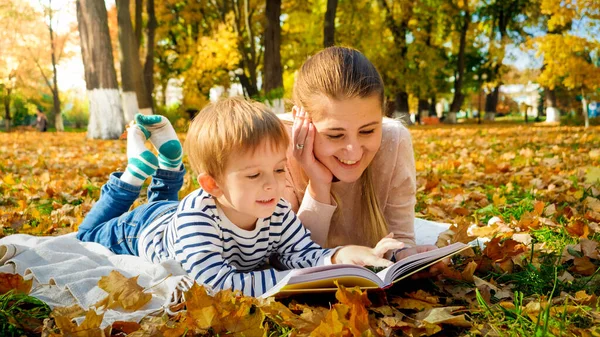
[296, 143, 305, 150]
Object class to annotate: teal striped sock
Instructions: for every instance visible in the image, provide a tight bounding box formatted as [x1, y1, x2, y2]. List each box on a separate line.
[120, 125, 158, 186]
[135, 114, 182, 171]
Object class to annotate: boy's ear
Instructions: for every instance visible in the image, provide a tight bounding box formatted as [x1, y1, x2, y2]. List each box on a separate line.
[197, 173, 223, 197]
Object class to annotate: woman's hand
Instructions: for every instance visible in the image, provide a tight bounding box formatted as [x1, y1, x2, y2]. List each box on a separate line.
[292, 106, 334, 203]
[332, 234, 405, 267]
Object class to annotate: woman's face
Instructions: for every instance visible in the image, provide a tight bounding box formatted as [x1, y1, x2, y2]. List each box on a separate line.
[311, 95, 383, 183]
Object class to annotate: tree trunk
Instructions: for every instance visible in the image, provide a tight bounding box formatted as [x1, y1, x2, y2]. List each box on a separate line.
[450, 8, 470, 115]
[143, 0, 156, 106]
[264, 0, 283, 113]
[429, 95, 437, 117]
[117, 0, 152, 121]
[240, 0, 259, 98]
[3, 88, 11, 131]
[582, 90, 589, 128]
[135, 0, 143, 46]
[76, 0, 124, 139]
[418, 98, 429, 123]
[161, 81, 168, 107]
[484, 85, 499, 121]
[378, 0, 412, 122]
[48, 0, 63, 131]
[394, 91, 410, 123]
[323, 0, 338, 47]
[237, 72, 259, 98]
[485, 85, 499, 113]
[544, 88, 560, 123]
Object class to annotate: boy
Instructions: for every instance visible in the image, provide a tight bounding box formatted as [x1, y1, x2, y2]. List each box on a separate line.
[77, 97, 403, 297]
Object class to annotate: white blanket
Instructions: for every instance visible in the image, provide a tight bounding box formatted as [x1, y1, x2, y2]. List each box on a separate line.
[0, 218, 451, 327]
[0, 233, 193, 327]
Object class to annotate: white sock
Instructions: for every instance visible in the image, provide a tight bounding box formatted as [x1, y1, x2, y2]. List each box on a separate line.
[135, 114, 182, 171]
[120, 125, 158, 186]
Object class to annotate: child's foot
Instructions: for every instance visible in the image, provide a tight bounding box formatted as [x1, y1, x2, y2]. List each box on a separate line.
[121, 125, 158, 186]
[135, 114, 182, 171]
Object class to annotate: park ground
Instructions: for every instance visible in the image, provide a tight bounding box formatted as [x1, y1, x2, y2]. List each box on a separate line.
[1, 123, 600, 336]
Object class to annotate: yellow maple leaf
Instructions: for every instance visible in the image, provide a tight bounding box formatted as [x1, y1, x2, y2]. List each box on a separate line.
[492, 193, 506, 207]
[52, 309, 107, 337]
[3, 174, 16, 185]
[586, 166, 600, 184]
[94, 271, 152, 311]
[334, 283, 372, 335]
[184, 284, 265, 336]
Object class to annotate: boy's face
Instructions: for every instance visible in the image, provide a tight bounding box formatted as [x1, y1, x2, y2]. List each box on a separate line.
[214, 140, 287, 230]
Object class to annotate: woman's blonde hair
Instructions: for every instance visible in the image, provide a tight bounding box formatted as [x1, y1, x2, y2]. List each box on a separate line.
[292, 46, 388, 247]
[185, 97, 289, 179]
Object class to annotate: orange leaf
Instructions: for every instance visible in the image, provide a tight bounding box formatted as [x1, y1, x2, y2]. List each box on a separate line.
[0, 273, 32, 295]
[533, 200, 545, 216]
[111, 321, 141, 334]
[334, 282, 373, 335]
[565, 219, 589, 238]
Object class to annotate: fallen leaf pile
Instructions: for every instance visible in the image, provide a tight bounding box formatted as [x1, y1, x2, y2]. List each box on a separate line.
[1, 124, 599, 336]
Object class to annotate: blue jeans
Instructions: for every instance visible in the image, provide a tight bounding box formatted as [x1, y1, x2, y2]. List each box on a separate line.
[77, 167, 185, 255]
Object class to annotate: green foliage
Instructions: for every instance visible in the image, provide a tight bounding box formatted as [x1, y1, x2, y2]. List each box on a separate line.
[0, 290, 51, 337]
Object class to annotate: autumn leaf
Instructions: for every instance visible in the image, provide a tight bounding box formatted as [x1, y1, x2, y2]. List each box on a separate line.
[570, 257, 597, 276]
[415, 306, 471, 328]
[94, 271, 152, 311]
[184, 284, 265, 337]
[52, 309, 107, 337]
[258, 298, 321, 334]
[334, 282, 374, 336]
[0, 273, 32, 295]
[310, 305, 349, 337]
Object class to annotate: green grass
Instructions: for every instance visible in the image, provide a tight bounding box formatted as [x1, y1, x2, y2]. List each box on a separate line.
[0, 291, 51, 337]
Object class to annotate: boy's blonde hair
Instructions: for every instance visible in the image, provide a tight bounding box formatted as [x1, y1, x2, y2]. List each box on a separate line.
[185, 97, 289, 179]
[292, 46, 388, 248]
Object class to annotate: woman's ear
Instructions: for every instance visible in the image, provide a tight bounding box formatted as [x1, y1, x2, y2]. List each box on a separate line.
[197, 173, 223, 197]
[292, 105, 299, 119]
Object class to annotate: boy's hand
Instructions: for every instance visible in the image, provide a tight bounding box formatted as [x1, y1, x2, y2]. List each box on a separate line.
[332, 234, 404, 267]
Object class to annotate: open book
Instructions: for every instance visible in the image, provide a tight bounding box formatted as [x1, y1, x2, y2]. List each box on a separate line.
[261, 242, 470, 298]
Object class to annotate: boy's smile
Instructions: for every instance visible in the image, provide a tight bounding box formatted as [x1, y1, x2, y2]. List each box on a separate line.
[214, 140, 288, 230]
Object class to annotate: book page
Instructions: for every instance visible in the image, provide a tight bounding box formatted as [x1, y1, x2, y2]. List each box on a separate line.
[376, 243, 469, 284]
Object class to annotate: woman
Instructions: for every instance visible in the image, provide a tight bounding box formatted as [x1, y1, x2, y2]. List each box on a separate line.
[283, 46, 436, 262]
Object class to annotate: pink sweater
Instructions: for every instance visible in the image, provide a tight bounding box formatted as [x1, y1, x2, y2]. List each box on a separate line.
[282, 116, 416, 248]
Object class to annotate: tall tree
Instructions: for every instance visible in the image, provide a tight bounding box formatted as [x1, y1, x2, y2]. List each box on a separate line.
[233, 0, 262, 98]
[44, 0, 63, 131]
[531, 0, 600, 125]
[134, 0, 143, 45]
[116, 0, 152, 122]
[448, 1, 471, 116]
[143, 0, 157, 104]
[76, 0, 124, 139]
[478, 0, 537, 120]
[264, 0, 283, 112]
[323, 0, 338, 47]
[378, 0, 414, 120]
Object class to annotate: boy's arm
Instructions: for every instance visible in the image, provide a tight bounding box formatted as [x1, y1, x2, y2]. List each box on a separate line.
[174, 214, 291, 297]
[275, 207, 403, 268]
[275, 207, 337, 268]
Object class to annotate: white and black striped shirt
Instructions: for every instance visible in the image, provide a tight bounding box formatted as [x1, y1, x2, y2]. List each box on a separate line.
[138, 188, 334, 297]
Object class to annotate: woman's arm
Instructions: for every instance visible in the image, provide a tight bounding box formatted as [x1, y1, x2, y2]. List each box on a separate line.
[383, 122, 417, 246]
[284, 106, 338, 246]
